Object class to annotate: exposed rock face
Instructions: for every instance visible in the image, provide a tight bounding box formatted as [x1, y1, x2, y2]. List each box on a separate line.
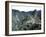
[12, 9, 41, 31]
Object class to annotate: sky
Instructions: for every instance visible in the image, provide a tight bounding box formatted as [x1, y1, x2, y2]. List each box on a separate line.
[12, 5, 42, 12]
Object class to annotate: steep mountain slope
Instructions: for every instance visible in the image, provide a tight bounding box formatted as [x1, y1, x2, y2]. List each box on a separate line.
[12, 9, 41, 31]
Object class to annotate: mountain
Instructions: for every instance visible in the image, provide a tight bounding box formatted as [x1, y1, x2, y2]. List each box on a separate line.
[12, 9, 41, 31]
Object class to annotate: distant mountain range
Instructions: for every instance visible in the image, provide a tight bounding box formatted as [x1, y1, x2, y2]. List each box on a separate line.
[12, 9, 41, 19]
[12, 9, 41, 16]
